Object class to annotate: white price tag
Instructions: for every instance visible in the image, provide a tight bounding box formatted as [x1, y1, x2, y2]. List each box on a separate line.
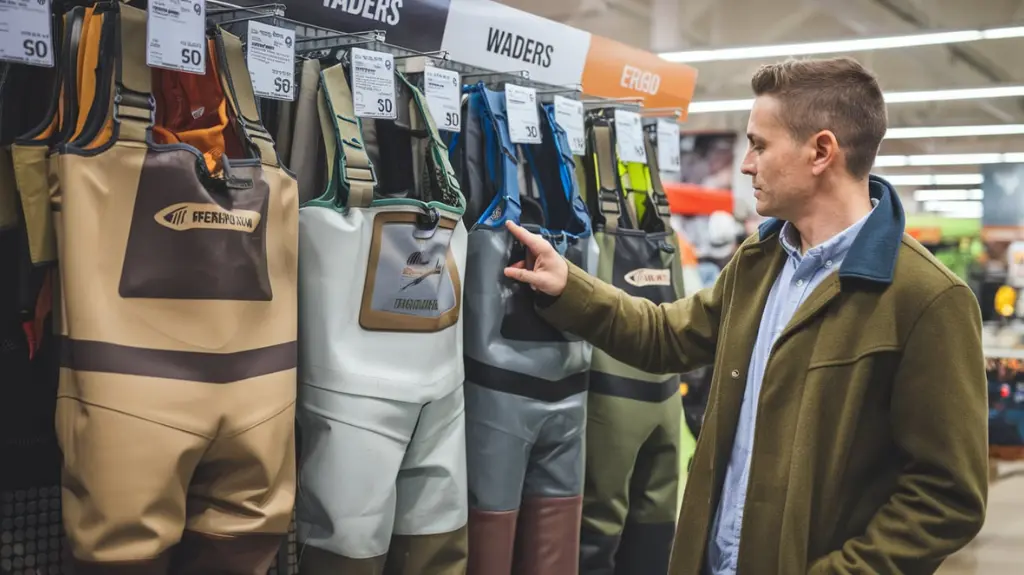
[554, 96, 585, 156]
[614, 109, 647, 164]
[352, 48, 396, 119]
[505, 84, 541, 144]
[246, 22, 295, 101]
[424, 66, 461, 132]
[657, 120, 681, 172]
[0, 0, 54, 67]
[147, 0, 207, 74]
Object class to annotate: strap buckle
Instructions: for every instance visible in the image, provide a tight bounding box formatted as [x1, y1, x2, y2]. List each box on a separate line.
[112, 90, 155, 125]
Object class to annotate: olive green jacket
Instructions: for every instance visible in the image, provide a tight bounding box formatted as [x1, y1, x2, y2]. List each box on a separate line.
[539, 179, 988, 574]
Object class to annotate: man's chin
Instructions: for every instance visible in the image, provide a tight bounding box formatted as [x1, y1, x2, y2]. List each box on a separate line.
[754, 199, 775, 218]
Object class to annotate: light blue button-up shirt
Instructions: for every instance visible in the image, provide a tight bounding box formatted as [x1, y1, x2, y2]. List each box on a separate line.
[706, 202, 876, 575]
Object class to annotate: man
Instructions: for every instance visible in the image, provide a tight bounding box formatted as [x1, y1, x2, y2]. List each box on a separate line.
[504, 57, 988, 575]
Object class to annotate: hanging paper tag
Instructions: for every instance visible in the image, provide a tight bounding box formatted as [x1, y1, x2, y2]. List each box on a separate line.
[424, 66, 461, 132]
[657, 119, 681, 172]
[553, 96, 585, 156]
[614, 109, 647, 164]
[352, 47, 397, 119]
[147, 0, 207, 74]
[246, 21, 295, 101]
[0, 0, 54, 67]
[506, 84, 541, 144]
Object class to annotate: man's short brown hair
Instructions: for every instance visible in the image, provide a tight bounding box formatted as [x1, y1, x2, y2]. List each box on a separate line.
[750, 57, 887, 179]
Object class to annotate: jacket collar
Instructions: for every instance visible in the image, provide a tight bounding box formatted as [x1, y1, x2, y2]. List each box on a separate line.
[755, 175, 905, 285]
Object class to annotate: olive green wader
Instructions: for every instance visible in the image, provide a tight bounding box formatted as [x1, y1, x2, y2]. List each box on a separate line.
[576, 109, 685, 575]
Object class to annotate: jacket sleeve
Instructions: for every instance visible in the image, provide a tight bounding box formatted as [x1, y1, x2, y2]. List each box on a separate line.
[808, 284, 988, 575]
[535, 256, 730, 375]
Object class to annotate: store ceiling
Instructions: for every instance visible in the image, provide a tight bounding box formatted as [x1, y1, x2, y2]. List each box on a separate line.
[501, 0, 1024, 185]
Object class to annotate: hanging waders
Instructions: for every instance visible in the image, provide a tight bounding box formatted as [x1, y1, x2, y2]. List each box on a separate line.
[452, 84, 596, 575]
[295, 63, 469, 575]
[53, 5, 299, 572]
[577, 109, 685, 575]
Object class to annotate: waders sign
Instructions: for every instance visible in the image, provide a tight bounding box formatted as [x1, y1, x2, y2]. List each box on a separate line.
[284, 0, 452, 52]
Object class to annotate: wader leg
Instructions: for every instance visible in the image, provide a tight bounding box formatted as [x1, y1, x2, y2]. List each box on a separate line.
[389, 386, 469, 575]
[56, 395, 208, 571]
[514, 390, 587, 575]
[295, 388, 416, 571]
[579, 393, 656, 575]
[171, 404, 297, 575]
[464, 384, 532, 575]
[614, 396, 681, 575]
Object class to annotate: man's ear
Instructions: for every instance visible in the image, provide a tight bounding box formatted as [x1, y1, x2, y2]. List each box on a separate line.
[809, 130, 840, 176]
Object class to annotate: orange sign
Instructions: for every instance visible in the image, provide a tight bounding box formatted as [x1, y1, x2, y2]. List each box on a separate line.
[581, 35, 699, 120]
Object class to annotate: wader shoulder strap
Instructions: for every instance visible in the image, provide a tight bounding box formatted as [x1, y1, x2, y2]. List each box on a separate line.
[644, 137, 673, 231]
[545, 105, 591, 236]
[316, 82, 338, 198]
[320, 63, 376, 210]
[590, 122, 628, 232]
[400, 73, 463, 212]
[216, 29, 280, 168]
[114, 5, 152, 144]
[473, 85, 519, 228]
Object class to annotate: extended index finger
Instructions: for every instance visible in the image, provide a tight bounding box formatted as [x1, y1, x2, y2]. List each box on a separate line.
[505, 221, 551, 253]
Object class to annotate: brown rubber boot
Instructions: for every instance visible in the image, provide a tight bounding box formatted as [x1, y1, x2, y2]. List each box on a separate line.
[169, 530, 285, 575]
[467, 509, 518, 575]
[513, 495, 583, 575]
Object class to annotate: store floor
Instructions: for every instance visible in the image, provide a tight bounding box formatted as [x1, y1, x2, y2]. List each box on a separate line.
[937, 461, 1024, 574]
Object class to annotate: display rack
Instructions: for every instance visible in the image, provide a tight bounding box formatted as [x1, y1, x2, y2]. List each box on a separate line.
[206, 0, 626, 104]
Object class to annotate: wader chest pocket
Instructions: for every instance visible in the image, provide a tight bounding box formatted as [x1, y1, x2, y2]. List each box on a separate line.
[118, 151, 272, 301]
[500, 231, 584, 343]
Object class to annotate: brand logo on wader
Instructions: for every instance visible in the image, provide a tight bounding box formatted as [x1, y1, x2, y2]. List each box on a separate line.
[154, 203, 262, 233]
[400, 250, 445, 291]
[624, 268, 671, 287]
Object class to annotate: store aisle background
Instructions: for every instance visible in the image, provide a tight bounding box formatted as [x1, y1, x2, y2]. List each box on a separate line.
[937, 462, 1024, 575]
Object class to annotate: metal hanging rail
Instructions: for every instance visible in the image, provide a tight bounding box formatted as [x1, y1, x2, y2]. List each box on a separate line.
[203, 0, 640, 106]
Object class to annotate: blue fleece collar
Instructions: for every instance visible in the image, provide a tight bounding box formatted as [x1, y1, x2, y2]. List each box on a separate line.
[757, 175, 905, 285]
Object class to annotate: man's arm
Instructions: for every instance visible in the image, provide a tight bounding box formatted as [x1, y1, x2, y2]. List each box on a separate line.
[536, 257, 731, 375]
[808, 285, 988, 575]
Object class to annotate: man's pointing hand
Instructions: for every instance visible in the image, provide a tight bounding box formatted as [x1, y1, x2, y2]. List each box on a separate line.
[502, 221, 569, 297]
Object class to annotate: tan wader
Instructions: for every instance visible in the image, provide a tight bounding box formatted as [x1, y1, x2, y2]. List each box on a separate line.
[52, 5, 299, 573]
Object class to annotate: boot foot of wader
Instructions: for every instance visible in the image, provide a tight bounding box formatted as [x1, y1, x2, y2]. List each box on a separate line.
[72, 550, 172, 575]
[579, 525, 620, 575]
[467, 508, 518, 575]
[613, 521, 676, 575]
[512, 495, 583, 575]
[168, 530, 285, 575]
[384, 525, 469, 575]
[298, 544, 387, 575]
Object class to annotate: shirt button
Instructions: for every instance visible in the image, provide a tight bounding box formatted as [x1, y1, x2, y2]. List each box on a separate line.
[825, 260, 833, 268]
[796, 279, 805, 287]
[731, 369, 740, 379]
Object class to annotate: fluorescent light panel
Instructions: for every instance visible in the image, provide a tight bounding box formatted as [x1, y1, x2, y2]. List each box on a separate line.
[689, 85, 1024, 114]
[885, 124, 1024, 139]
[660, 26, 1024, 63]
[921, 200, 983, 218]
[875, 153, 1024, 167]
[912, 188, 984, 202]
[881, 174, 984, 186]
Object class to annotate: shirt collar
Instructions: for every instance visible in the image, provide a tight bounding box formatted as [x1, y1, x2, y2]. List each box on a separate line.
[757, 175, 906, 285]
[778, 197, 878, 264]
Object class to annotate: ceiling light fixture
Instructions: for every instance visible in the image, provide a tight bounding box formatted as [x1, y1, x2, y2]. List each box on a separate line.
[885, 124, 1024, 139]
[875, 153, 1024, 167]
[912, 189, 984, 202]
[921, 200, 984, 218]
[880, 174, 984, 186]
[659, 26, 1024, 63]
[688, 85, 1024, 114]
